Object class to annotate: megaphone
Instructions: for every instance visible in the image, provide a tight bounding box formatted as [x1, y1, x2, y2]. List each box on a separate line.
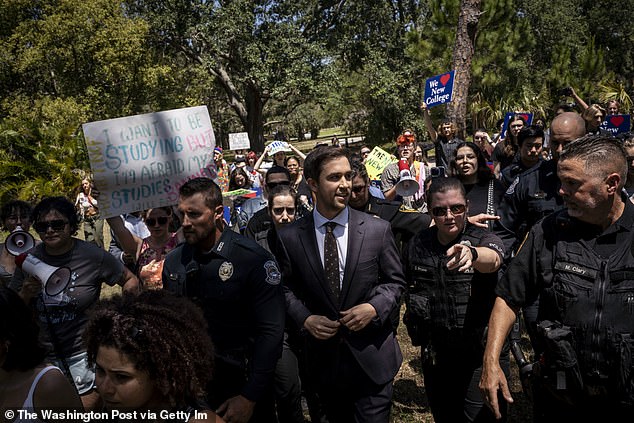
[395, 159, 420, 197]
[15, 253, 71, 297]
[5, 226, 35, 256]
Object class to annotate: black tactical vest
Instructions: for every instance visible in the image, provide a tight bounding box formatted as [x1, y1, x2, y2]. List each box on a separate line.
[538, 213, 634, 401]
[404, 225, 497, 353]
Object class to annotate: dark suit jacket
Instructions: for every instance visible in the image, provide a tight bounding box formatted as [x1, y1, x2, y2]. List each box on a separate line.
[277, 207, 406, 386]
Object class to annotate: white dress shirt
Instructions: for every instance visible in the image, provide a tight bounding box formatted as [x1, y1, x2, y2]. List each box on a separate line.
[313, 207, 349, 288]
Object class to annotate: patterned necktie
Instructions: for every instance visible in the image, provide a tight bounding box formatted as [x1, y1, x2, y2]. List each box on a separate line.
[324, 222, 340, 300]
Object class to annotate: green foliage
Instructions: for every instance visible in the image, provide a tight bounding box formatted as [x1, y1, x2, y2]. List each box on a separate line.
[0, 0, 633, 205]
[0, 97, 89, 204]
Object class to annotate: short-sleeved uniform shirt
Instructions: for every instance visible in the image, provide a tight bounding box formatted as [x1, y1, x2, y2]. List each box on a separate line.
[162, 228, 285, 401]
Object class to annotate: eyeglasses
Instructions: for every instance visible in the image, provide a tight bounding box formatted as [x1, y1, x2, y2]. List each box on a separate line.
[352, 185, 367, 194]
[431, 204, 467, 217]
[267, 180, 290, 189]
[34, 219, 68, 232]
[272, 207, 295, 216]
[145, 216, 169, 226]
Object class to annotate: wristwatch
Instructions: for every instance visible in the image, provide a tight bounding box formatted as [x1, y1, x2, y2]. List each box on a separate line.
[469, 246, 479, 263]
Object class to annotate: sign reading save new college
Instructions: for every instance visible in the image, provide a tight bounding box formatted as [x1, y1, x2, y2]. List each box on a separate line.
[82, 106, 216, 218]
[423, 70, 455, 108]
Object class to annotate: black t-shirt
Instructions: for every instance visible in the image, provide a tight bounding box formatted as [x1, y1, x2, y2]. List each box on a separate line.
[491, 142, 516, 171]
[463, 178, 505, 217]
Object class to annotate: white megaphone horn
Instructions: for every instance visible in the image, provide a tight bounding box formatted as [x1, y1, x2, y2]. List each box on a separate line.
[16, 253, 71, 297]
[395, 159, 420, 197]
[5, 226, 35, 256]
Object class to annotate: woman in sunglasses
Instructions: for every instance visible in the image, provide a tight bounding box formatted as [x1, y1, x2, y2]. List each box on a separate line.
[107, 207, 183, 290]
[402, 177, 508, 423]
[9, 196, 139, 411]
[246, 184, 304, 422]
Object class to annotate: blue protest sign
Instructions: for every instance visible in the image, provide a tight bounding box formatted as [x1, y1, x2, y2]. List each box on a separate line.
[423, 71, 455, 108]
[500, 112, 533, 139]
[600, 114, 630, 135]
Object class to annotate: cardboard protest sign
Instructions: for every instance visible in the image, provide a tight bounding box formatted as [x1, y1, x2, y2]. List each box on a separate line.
[600, 114, 631, 135]
[229, 132, 251, 150]
[364, 146, 397, 181]
[268, 141, 292, 155]
[423, 71, 455, 108]
[82, 106, 215, 218]
[500, 112, 533, 139]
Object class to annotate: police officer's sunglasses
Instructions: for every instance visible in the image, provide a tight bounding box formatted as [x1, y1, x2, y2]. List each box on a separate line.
[431, 204, 467, 217]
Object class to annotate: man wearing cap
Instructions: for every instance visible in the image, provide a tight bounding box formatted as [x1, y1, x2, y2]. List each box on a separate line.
[380, 130, 427, 211]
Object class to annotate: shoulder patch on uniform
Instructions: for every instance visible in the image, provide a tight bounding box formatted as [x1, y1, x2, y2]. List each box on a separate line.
[264, 260, 281, 285]
[506, 177, 520, 195]
[219, 261, 233, 281]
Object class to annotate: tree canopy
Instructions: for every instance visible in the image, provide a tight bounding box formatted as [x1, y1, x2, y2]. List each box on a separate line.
[0, 0, 632, 202]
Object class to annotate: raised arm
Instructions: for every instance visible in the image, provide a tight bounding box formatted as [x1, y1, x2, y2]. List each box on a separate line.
[254, 145, 271, 175]
[106, 215, 142, 259]
[288, 143, 306, 162]
[420, 102, 438, 143]
[569, 87, 589, 112]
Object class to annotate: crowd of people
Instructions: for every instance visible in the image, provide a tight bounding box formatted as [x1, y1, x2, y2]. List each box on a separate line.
[1, 94, 634, 423]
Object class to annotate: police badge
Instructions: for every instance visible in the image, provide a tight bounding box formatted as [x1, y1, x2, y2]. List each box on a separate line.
[218, 261, 234, 281]
[264, 260, 281, 285]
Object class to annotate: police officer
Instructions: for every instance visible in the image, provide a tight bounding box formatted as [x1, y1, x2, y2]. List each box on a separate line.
[403, 177, 507, 423]
[499, 126, 544, 190]
[480, 135, 634, 422]
[495, 112, 586, 255]
[348, 157, 431, 252]
[162, 177, 285, 423]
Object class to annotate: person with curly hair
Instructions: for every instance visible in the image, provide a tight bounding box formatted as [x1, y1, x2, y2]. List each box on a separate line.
[0, 287, 82, 421]
[84, 290, 223, 422]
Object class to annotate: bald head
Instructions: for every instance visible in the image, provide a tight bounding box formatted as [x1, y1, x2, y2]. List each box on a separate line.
[550, 112, 586, 161]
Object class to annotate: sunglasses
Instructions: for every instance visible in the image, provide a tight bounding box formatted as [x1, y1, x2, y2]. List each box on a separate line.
[267, 180, 290, 189]
[34, 219, 68, 232]
[145, 216, 169, 226]
[272, 207, 295, 216]
[431, 204, 467, 217]
[352, 185, 367, 194]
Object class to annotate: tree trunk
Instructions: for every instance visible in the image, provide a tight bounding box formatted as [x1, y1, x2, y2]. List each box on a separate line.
[245, 84, 266, 152]
[446, 0, 481, 139]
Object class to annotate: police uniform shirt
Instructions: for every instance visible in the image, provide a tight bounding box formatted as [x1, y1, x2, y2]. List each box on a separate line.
[162, 228, 285, 402]
[497, 198, 634, 309]
[495, 159, 564, 253]
[363, 195, 431, 250]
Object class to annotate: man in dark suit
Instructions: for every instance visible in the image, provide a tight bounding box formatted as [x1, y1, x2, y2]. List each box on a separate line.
[277, 146, 406, 422]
